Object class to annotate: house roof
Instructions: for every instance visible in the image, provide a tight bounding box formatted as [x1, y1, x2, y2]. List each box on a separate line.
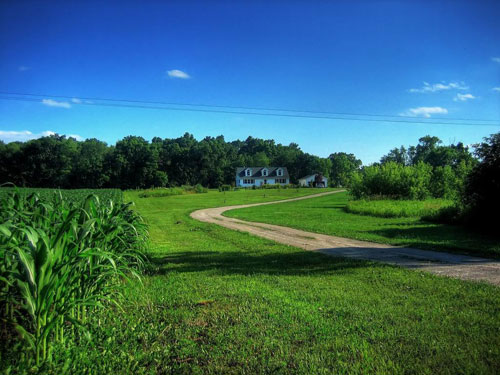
[236, 167, 290, 179]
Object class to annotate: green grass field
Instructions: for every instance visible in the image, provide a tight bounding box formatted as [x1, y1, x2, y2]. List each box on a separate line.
[226, 191, 500, 258]
[345, 198, 454, 218]
[3, 188, 500, 374]
[25, 188, 497, 374]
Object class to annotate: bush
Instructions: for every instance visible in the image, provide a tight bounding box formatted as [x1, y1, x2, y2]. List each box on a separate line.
[429, 161, 473, 200]
[138, 184, 208, 198]
[193, 184, 208, 194]
[219, 184, 231, 192]
[138, 187, 184, 198]
[461, 132, 500, 231]
[350, 162, 432, 200]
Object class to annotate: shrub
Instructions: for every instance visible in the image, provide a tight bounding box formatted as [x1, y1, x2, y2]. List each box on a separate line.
[461, 132, 500, 231]
[138, 187, 183, 198]
[350, 162, 432, 200]
[219, 184, 231, 192]
[193, 184, 208, 193]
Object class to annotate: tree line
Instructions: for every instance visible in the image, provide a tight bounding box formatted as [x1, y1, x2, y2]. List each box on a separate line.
[351, 132, 500, 231]
[0, 133, 361, 189]
[351, 135, 477, 200]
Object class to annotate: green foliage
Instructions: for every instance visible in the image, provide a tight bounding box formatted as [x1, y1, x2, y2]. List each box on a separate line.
[345, 198, 454, 218]
[461, 132, 500, 230]
[137, 185, 208, 198]
[350, 161, 433, 200]
[380, 135, 476, 169]
[0, 187, 123, 205]
[328, 152, 361, 187]
[219, 184, 232, 192]
[0, 189, 147, 368]
[0, 133, 343, 190]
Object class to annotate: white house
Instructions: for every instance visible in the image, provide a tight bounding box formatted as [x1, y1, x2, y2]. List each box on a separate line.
[235, 167, 289, 187]
[298, 174, 328, 188]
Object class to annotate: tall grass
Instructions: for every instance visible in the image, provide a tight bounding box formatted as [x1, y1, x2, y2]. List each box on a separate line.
[0, 190, 147, 367]
[344, 198, 454, 218]
[138, 184, 207, 198]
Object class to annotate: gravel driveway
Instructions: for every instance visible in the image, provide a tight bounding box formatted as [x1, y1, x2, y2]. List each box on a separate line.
[190, 191, 500, 285]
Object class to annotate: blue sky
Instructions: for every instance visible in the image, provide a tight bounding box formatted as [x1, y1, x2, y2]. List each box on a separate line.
[0, 0, 499, 164]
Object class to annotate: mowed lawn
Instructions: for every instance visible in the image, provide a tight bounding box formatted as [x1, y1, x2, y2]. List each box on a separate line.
[71, 189, 500, 374]
[226, 191, 500, 258]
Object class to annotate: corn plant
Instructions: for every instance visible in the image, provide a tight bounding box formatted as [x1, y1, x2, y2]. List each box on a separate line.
[0, 190, 147, 367]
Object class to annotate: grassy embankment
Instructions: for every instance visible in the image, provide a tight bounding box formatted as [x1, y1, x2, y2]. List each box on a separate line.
[226, 191, 500, 258]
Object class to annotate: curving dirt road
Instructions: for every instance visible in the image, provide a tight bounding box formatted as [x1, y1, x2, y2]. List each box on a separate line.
[190, 191, 500, 285]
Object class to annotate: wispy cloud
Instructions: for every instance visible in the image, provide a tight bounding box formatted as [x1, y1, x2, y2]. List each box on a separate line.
[18, 66, 31, 72]
[453, 93, 476, 102]
[166, 69, 190, 79]
[408, 81, 468, 93]
[71, 98, 82, 104]
[491, 57, 500, 63]
[493, 87, 500, 92]
[0, 130, 82, 143]
[41, 99, 71, 109]
[400, 106, 448, 118]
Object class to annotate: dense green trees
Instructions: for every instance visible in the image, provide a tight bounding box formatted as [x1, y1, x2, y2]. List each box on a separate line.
[3, 132, 494, 200]
[328, 152, 362, 187]
[352, 135, 480, 200]
[462, 133, 500, 229]
[380, 135, 476, 169]
[0, 133, 336, 189]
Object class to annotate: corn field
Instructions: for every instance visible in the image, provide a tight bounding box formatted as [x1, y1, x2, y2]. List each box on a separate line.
[0, 189, 147, 368]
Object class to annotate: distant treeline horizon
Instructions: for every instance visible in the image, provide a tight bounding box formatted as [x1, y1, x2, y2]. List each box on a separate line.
[0, 132, 480, 190]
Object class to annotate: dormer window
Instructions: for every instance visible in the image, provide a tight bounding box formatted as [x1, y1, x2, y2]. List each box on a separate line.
[277, 168, 283, 176]
[245, 168, 252, 176]
[262, 168, 268, 177]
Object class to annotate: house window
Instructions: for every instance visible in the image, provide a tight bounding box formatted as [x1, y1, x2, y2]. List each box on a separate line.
[246, 169, 252, 176]
[243, 179, 255, 184]
[262, 169, 268, 176]
[276, 178, 286, 184]
[277, 169, 283, 176]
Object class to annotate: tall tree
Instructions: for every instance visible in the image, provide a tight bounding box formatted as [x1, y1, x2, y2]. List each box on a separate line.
[328, 152, 362, 187]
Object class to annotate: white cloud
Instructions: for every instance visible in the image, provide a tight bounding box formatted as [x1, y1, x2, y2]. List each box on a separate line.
[0, 130, 82, 143]
[166, 69, 190, 79]
[493, 87, 500, 92]
[408, 81, 468, 93]
[41, 99, 71, 109]
[401, 106, 448, 118]
[491, 57, 500, 63]
[453, 93, 476, 102]
[18, 66, 31, 72]
[71, 98, 82, 103]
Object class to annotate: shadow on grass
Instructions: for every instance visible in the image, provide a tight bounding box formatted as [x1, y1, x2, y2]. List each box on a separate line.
[148, 249, 380, 276]
[371, 225, 500, 259]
